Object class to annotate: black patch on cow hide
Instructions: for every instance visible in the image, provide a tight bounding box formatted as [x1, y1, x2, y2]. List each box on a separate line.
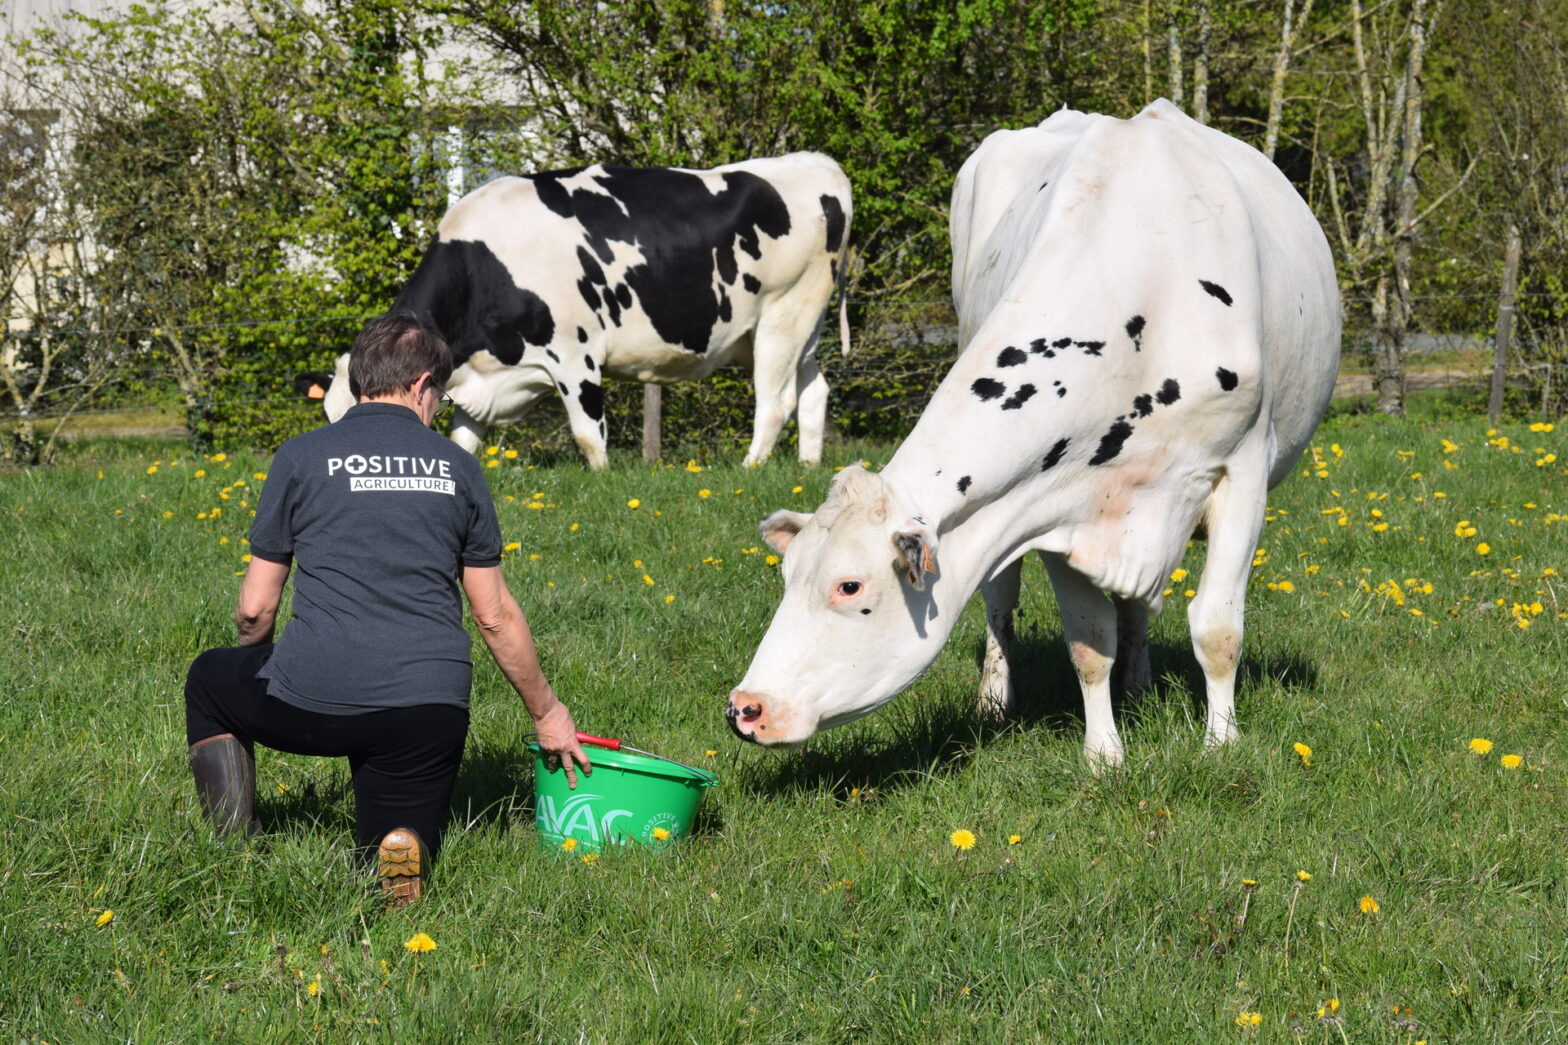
[1090, 421, 1134, 465]
[820, 194, 846, 253]
[1002, 384, 1037, 410]
[578, 380, 605, 422]
[1199, 279, 1233, 306]
[957, 475, 973, 494]
[557, 382, 569, 396]
[1125, 315, 1145, 351]
[1053, 337, 1072, 349]
[971, 378, 1006, 402]
[1041, 437, 1070, 471]
[1132, 394, 1153, 418]
[546, 350, 560, 363]
[394, 238, 556, 368]
[1216, 367, 1239, 391]
[743, 273, 761, 294]
[1029, 338, 1055, 358]
[577, 327, 588, 343]
[1077, 340, 1105, 356]
[860, 608, 872, 615]
[584, 355, 596, 371]
[525, 165, 792, 354]
[718, 289, 732, 324]
[1156, 378, 1181, 405]
[997, 346, 1027, 368]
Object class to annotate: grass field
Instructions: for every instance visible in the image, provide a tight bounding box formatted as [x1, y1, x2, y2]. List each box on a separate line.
[1, 397, 1564, 1042]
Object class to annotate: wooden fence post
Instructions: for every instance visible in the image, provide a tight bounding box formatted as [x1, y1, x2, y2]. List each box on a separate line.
[642, 383, 662, 462]
[1488, 224, 1521, 425]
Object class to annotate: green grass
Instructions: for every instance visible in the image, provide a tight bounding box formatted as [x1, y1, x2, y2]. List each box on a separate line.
[1, 405, 1565, 1042]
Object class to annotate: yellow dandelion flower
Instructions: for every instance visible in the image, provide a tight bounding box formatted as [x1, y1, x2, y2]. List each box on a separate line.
[504, 449, 518, 459]
[765, 554, 780, 566]
[569, 522, 580, 531]
[503, 541, 521, 552]
[581, 853, 600, 866]
[651, 827, 671, 841]
[1234, 1011, 1262, 1027]
[705, 750, 717, 757]
[96, 909, 115, 926]
[162, 510, 173, 519]
[792, 485, 804, 493]
[486, 459, 499, 468]
[642, 574, 655, 586]
[1170, 568, 1189, 582]
[1359, 895, 1380, 914]
[626, 499, 641, 509]
[1008, 834, 1022, 845]
[698, 489, 712, 498]
[1468, 738, 1493, 755]
[663, 594, 676, 604]
[1241, 879, 1259, 888]
[1476, 543, 1492, 555]
[146, 465, 158, 475]
[403, 932, 437, 953]
[1500, 754, 1523, 770]
[211, 452, 227, 462]
[686, 460, 703, 473]
[1295, 870, 1311, 882]
[949, 829, 977, 850]
[1277, 580, 1295, 593]
[307, 978, 320, 996]
[1292, 742, 1312, 766]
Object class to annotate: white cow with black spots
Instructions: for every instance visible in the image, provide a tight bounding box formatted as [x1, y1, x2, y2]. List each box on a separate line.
[726, 100, 1340, 764]
[304, 153, 852, 470]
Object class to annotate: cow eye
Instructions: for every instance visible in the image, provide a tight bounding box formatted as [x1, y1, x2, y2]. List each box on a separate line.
[837, 580, 862, 597]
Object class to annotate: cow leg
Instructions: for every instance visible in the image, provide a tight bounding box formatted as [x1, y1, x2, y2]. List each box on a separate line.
[744, 310, 824, 467]
[448, 409, 487, 455]
[559, 373, 610, 470]
[976, 557, 1023, 722]
[1188, 459, 1268, 750]
[1041, 552, 1124, 768]
[1111, 596, 1152, 700]
[794, 355, 829, 466]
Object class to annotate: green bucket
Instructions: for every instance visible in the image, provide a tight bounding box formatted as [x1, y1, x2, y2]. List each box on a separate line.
[529, 735, 717, 853]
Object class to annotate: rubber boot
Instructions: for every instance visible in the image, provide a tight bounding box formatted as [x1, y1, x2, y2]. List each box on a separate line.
[189, 734, 261, 839]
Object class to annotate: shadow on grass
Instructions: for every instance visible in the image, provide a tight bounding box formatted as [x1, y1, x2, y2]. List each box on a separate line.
[737, 624, 1319, 800]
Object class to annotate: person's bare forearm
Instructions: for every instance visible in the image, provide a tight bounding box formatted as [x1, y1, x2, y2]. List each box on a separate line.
[474, 595, 560, 719]
[235, 605, 276, 646]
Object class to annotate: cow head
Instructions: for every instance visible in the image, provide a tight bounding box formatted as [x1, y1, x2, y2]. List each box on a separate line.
[294, 354, 355, 422]
[727, 465, 943, 746]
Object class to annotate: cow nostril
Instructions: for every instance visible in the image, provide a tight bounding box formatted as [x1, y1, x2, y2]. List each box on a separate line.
[741, 704, 761, 718]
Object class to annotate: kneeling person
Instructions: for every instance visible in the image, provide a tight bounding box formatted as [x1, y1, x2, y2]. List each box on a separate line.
[184, 311, 590, 906]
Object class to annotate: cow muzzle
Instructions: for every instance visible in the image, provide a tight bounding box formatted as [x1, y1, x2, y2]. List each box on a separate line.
[725, 689, 809, 746]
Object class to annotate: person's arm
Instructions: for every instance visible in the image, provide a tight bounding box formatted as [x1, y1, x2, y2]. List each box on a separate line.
[235, 556, 291, 646]
[460, 564, 591, 787]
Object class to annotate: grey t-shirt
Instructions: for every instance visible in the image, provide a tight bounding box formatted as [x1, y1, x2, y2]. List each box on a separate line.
[249, 402, 503, 714]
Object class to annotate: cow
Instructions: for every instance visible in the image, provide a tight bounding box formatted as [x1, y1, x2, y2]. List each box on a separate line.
[304, 153, 852, 469]
[725, 100, 1340, 766]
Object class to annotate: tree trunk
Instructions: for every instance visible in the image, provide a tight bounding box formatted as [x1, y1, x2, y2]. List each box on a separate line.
[1263, 0, 1312, 161]
[1372, 274, 1406, 413]
[1167, 22, 1184, 108]
[9, 416, 38, 466]
[1192, 2, 1211, 124]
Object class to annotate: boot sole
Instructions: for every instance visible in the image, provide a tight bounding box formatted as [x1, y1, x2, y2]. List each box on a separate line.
[377, 828, 424, 908]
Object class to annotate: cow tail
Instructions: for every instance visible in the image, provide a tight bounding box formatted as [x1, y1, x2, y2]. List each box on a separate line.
[836, 250, 851, 358]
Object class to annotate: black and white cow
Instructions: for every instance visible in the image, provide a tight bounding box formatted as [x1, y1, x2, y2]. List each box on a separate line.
[309, 153, 852, 468]
[727, 101, 1340, 764]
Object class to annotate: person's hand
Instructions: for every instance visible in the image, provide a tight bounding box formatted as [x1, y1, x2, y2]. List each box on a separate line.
[534, 700, 592, 790]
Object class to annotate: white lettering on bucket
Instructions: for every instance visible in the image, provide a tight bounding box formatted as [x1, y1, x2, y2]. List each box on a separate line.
[536, 793, 634, 844]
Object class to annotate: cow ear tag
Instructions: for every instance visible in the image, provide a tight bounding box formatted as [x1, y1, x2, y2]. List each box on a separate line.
[894, 529, 938, 590]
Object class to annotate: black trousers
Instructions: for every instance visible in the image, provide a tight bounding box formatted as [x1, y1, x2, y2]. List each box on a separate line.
[185, 644, 468, 858]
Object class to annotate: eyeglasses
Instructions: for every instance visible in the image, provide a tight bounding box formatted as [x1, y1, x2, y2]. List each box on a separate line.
[430, 386, 454, 419]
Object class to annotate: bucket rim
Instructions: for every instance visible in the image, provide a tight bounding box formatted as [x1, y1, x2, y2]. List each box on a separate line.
[528, 741, 717, 788]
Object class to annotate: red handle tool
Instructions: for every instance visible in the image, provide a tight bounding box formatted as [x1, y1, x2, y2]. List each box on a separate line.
[575, 731, 622, 751]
